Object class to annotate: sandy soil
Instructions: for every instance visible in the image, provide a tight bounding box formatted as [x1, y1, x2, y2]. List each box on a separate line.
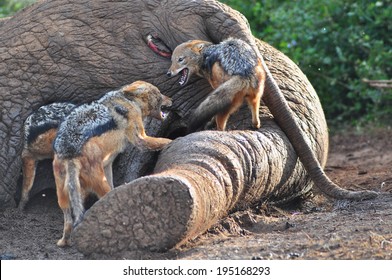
[1, 127, 391, 260]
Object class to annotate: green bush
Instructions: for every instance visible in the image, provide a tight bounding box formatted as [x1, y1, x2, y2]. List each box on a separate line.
[0, 0, 34, 18]
[221, 0, 392, 126]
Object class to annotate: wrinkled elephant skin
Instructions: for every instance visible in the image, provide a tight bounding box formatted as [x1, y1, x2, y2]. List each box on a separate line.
[1, 0, 244, 206]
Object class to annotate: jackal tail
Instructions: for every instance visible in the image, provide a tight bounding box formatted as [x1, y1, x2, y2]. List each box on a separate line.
[188, 76, 247, 132]
[66, 160, 84, 226]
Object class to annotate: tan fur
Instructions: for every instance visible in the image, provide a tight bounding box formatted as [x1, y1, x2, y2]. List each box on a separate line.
[19, 128, 57, 210]
[19, 102, 76, 210]
[53, 81, 172, 247]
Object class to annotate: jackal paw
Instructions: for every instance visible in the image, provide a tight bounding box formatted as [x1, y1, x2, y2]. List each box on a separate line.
[57, 238, 70, 247]
[17, 202, 26, 211]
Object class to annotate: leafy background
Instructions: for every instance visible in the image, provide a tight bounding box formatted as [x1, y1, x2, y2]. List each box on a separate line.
[1, 0, 391, 127]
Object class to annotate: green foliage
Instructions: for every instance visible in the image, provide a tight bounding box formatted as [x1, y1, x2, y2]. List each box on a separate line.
[0, 0, 34, 18]
[221, 0, 392, 126]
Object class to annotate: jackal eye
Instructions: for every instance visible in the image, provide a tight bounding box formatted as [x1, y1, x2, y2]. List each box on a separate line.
[178, 57, 184, 63]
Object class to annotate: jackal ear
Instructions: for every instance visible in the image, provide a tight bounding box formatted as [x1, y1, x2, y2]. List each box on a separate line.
[132, 85, 146, 95]
[192, 42, 206, 53]
[122, 82, 146, 95]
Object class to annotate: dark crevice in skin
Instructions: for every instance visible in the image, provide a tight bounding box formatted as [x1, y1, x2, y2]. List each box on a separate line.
[145, 33, 172, 58]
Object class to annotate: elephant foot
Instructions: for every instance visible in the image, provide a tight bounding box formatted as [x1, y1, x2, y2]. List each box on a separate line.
[72, 175, 195, 257]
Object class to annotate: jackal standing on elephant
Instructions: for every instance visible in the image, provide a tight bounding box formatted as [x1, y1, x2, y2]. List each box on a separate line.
[167, 38, 266, 131]
[52, 81, 172, 247]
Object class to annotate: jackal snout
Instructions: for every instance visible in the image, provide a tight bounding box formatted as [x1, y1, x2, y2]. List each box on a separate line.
[166, 64, 185, 80]
[157, 94, 172, 120]
[151, 93, 172, 120]
[161, 94, 172, 108]
[121, 81, 172, 120]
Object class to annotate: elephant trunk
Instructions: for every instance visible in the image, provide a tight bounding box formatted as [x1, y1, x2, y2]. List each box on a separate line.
[261, 57, 378, 201]
[72, 130, 298, 257]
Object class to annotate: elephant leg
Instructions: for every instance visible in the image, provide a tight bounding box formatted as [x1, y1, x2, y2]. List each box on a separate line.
[18, 155, 37, 210]
[73, 174, 197, 256]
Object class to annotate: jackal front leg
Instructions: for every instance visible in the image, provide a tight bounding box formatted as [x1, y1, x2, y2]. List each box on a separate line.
[135, 133, 172, 151]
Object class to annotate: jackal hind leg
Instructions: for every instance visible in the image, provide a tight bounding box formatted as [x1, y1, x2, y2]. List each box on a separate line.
[245, 92, 262, 129]
[56, 186, 73, 247]
[92, 165, 113, 199]
[103, 163, 114, 189]
[57, 208, 73, 247]
[215, 93, 244, 131]
[53, 159, 72, 247]
[246, 75, 265, 129]
[18, 155, 37, 210]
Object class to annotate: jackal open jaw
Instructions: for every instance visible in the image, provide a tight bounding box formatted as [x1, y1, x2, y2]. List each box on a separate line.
[179, 68, 189, 86]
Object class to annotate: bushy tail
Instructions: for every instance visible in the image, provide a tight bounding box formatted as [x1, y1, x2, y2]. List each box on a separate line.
[66, 160, 84, 225]
[188, 77, 246, 132]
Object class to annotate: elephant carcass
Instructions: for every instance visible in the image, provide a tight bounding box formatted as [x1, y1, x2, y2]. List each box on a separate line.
[1, 0, 323, 207]
[0, 0, 211, 206]
[0, 0, 375, 256]
[72, 38, 328, 257]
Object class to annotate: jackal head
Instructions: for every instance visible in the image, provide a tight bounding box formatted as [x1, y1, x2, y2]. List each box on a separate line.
[166, 40, 211, 86]
[122, 81, 172, 120]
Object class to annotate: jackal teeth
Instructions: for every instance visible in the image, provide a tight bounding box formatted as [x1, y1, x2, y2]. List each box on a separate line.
[179, 68, 189, 86]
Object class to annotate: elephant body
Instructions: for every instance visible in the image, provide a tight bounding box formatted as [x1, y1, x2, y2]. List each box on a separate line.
[0, 0, 325, 207]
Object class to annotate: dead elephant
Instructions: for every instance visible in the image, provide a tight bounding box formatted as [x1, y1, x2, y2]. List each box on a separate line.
[0, 0, 376, 257]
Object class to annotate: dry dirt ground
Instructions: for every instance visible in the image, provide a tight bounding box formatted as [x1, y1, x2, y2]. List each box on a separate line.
[1, 127, 391, 260]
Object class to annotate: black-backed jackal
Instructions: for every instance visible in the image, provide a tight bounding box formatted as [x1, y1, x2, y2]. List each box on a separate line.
[52, 81, 172, 247]
[167, 38, 265, 131]
[19, 102, 76, 210]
